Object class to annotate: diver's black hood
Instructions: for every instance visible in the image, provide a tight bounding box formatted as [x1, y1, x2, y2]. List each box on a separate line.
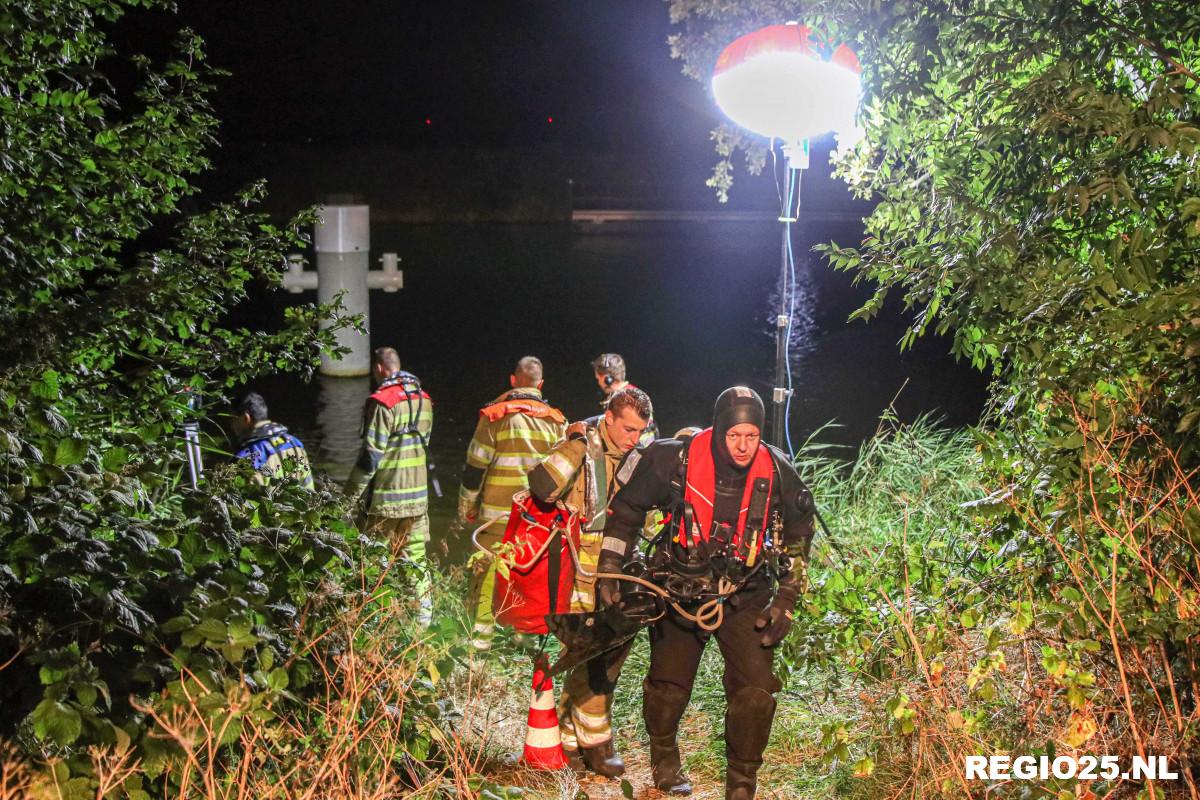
[711, 386, 765, 471]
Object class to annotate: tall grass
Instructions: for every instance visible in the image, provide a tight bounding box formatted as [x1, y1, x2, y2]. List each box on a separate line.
[13, 410, 1184, 798]
[789, 401, 1200, 799]
[1, 561, 571, 800]
[2, 415, 988, 799]
[794, 412, 982, 553]
[607, 414, 984, 798]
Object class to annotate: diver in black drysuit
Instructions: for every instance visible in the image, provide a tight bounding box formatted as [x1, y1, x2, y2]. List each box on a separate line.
[596, 386, 815, 799]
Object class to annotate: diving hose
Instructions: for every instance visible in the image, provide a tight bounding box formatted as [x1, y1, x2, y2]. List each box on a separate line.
[470, 513, 736, 632]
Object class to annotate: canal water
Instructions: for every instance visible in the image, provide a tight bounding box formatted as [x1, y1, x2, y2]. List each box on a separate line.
[252, 220, 989, 511]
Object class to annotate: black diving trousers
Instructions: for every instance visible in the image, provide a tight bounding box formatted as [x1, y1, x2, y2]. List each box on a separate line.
[643, 588, 781, 770]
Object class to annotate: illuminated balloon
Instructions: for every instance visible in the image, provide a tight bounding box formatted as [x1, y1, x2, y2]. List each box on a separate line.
[712, 23, 861, 147]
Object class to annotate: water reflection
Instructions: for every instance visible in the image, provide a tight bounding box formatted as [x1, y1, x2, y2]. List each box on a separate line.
[260, 223, 988, 468]
[313, 375, 370, 481]
[764, 255, 819, 364]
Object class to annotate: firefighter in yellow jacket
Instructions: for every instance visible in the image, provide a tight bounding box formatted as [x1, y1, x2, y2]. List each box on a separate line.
[346, 347, 435, 622]
[457, 356, 566, 651]
[526, 387, 652, 778]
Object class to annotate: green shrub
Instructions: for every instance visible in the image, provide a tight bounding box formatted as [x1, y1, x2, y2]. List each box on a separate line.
[0, 0, 383, 785]
[785, 415, 983, 680]
[670, 1, 1200, 794]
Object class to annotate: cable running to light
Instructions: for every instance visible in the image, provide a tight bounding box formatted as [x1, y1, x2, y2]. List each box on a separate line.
[783, 166, 802, 459]
[774, 148, 802, 459]
[713, 23, 862, 455]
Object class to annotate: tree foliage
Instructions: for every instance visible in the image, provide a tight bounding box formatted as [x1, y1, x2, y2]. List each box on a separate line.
[0, 0, 383, 783]
[669, 0, 1199, 432]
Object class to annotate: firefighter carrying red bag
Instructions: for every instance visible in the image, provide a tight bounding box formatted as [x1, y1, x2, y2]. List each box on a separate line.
[479, 389, 653, 778]
[490, 490, 577, 634]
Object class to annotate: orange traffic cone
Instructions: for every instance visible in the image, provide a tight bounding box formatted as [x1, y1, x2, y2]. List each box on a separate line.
[521, 657, 567, 769]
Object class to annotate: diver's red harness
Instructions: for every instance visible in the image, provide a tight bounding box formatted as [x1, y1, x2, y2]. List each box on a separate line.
[673, 427, 776, 563]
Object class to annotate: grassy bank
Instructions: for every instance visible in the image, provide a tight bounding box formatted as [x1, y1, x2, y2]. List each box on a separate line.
[3, 417, 982, 799]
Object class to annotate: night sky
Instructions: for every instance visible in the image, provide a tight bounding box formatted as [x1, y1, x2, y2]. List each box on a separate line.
[106, 0, 873, 217]
[116, 1, 722, 169]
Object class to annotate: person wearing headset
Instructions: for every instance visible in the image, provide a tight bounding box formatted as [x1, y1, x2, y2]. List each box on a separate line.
[591, 353, 658, 445]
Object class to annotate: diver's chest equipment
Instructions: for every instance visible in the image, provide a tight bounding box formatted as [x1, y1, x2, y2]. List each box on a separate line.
[646, 499, 789, 601]
[636, 431, 792, 609]
[579, 435, 796, 632]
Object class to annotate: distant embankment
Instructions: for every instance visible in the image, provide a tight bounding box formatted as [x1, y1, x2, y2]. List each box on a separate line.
[220, 144, 572, 222]
[211, 143, 867, 224]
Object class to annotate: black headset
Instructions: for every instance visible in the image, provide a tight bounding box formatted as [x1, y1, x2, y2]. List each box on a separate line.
[598, 353, 622, 387]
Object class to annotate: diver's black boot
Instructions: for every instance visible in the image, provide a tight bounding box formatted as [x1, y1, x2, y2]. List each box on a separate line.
[724, 687, 777, 800]
[725, 757, 760, 800]
[580, 738, 625, 778]
[644, 680, 694, 794]
[649, 733, 693, 795]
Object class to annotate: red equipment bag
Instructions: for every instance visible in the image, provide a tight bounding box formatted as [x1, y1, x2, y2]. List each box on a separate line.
[492, 490, 578, 634]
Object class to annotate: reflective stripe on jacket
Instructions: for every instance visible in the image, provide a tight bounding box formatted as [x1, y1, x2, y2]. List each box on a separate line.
[345, 375, 433, 518]
[236, 421, 314, 489]
[528, 421, 636, 611]
[462, 388, 566, 524]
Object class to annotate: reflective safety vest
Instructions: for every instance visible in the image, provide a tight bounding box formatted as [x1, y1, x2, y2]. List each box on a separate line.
[675, 427, 775, 564]
[346, 372, 434, 518]
[465, 390, 566, 524]
[236, 421, 314, 489]
[371, 378, 432, 439]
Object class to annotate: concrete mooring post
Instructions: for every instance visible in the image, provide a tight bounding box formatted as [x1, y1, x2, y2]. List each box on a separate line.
[282, 203, 404, 376]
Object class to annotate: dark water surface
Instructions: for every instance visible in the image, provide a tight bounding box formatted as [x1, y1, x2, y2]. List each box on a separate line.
[253, 221, 989, 494]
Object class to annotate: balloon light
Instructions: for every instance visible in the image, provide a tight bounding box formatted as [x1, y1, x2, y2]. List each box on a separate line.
[708, 23, 866, 453]
[712, 22, 862, 161]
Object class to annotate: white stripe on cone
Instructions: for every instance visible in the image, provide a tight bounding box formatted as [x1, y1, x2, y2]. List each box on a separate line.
[525, 725, 562, 749]
[530, 688, 555, 711]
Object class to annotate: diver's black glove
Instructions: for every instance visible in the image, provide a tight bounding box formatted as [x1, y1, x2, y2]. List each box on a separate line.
[596, 551, 625, 609]
[755, 584, 798, 647]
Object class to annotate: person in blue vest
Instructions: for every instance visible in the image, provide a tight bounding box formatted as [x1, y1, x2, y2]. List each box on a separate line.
[232, 392, 314, 489]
